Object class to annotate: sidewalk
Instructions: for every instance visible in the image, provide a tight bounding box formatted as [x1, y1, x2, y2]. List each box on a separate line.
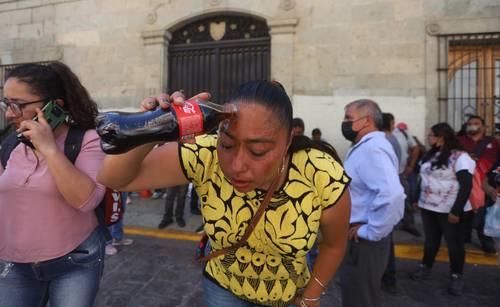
[125, 190, 203, 233]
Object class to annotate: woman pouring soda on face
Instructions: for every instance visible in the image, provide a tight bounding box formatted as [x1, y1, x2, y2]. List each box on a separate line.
[97, 80, 351, 307]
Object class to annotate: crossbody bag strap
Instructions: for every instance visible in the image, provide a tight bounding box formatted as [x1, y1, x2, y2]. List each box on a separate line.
[200, 172, 282, 262]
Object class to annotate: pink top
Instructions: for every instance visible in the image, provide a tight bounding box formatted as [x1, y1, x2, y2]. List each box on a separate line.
[0, 129, 106, 263]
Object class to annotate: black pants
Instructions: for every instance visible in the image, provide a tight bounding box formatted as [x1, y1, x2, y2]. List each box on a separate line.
[400, 175, 416, 228]
[190, 186, 199, 212]
[163, 185, 188, 220]
[421, 208, 465, 274]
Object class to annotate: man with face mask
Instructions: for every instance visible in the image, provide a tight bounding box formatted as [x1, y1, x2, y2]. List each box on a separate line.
[458, 115, 500, 253]
[339, 99, 405, 307]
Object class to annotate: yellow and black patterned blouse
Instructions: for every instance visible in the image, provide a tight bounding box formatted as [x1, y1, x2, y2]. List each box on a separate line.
[179, 135, 350, 306]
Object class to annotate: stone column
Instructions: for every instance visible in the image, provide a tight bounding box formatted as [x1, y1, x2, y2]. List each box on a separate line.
[268, 18, 298, 96]
[141, 28, 171, 96]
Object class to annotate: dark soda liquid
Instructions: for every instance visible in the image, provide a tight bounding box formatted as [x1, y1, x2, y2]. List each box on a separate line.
[96, 99, 235, 154]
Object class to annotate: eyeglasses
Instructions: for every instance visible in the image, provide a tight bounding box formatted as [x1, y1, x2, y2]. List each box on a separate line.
[0, 98, 46, 117]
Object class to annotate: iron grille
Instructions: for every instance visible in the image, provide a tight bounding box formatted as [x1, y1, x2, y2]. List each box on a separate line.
[168, 15, 270, 105]
[437, 32, 500, 134]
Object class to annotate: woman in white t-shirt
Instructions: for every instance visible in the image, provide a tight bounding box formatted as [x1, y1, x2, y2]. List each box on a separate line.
[410, 123, 474, 296]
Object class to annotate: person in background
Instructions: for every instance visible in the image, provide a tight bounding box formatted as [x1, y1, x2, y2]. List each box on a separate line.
[340, 99, 405, 307]
[379, 112, 403, 294]
[408, 135, 427, 208]
[152, 188, 166, 199]
[158, 184, 189, 228]
[311, 128, 322, 143]
[105, 192, 134, 255]
[292, 117, 305, 137]
[458, 115, 499, 253]
[410, 123, 474, 296]
[97, 81, 351, 307]
[381, 113, 402, 162]
[482, 159, 500, 263]
[0, 62, 106, 307]
[394, 122, 421, 237]
[310, 127, 341, 169]
[189, 183, 201, 215]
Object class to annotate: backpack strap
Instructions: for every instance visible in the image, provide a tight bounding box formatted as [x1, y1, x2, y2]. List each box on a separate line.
[63, 126, 112, 241]
[64, 126, 86, 164]
[0, 132, 20, 169]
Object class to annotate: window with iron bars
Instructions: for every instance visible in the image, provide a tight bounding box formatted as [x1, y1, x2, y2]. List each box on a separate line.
[437, 32, 500, 135]
[0, 61, 53, 131]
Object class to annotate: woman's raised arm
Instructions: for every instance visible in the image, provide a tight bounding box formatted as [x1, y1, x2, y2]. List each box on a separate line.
[96, 92, 207, 191]
[97, 141, 188, 191]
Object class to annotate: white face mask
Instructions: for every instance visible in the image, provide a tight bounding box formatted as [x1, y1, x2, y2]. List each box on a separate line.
[466, 124, 481, 134]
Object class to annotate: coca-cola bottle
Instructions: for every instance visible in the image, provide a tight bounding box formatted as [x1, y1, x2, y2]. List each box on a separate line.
[96, 98, 236, 154]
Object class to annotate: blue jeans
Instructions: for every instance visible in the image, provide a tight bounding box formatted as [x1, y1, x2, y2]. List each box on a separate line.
[203, 276, 261, 307]
[108, 192, 128, 241]
[0, 227, 105, 307]
[203, 276, 297, 307]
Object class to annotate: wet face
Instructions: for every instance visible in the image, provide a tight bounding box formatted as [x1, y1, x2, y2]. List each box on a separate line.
[217, 102, 290, 192]
[2, 78, 44, 129]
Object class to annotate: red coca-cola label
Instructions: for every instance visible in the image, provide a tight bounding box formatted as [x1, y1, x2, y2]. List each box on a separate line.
[172, 100, 204, 137]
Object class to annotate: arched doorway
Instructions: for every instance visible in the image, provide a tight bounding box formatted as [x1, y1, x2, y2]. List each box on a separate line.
[168, 14, 270, 104]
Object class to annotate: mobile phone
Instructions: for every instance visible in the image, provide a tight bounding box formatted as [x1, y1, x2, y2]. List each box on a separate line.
[17, 100, 69, 148]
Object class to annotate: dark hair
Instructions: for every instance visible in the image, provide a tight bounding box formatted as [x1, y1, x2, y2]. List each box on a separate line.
[467, 115, 485, 125]
[6, 62, 98, 129]
[227, 80, 342, 164]
[312, 128, 321, 135]
[381, 113, 394, 132]
[292, 117, 305, 130]
[421, 122, 463, 169]
[228, 80, 293, 134]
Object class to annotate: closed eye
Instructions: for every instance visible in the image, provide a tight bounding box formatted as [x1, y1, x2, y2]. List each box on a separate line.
[220, 142, 233, 150]
[250, 150, 268, 157]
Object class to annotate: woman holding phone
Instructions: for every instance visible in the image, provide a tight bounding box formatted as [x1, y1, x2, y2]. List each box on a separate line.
[0, 62, 106, 307]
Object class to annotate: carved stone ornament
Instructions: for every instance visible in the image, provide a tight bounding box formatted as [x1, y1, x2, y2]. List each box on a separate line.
[210, 22, 226, 41]
[147, 3, 165, 25]
[426, 23, 440, 35]
[209, 0, 222, 6]
[280, 0, 295, 11]
[147, 12, 157, 25]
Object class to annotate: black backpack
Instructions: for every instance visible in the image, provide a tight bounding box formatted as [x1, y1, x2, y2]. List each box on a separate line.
[0, 126, 122, 240]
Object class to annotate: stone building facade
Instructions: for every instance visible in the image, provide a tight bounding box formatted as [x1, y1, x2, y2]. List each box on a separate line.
[1, 0, 499, 155]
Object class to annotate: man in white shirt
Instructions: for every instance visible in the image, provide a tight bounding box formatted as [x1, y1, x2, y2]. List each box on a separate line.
[339, 99, 405, 307]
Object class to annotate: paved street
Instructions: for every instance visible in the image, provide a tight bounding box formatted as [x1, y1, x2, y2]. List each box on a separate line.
[95, 234, 499, 307]
[94, 193, 499, 306]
